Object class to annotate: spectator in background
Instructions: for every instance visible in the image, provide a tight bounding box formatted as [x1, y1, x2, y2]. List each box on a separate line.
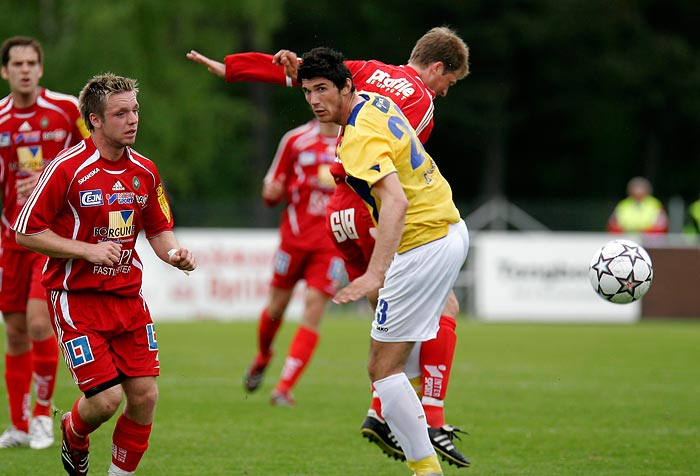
[243, 118, 345, 407]
[607, 176, 668, 234]
[12, 72, 196, 476]
[683, 195, 700, 234]
[0, 35, 90, 450]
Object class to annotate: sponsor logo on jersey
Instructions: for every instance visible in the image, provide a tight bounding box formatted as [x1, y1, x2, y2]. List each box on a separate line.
[112, 180, 126, 191]
[13, 130, 41, 144]
[43, 129, 68, 142]
[298, 151, 316, 166]
[372, 96, 391, 113]
[93, 210, 136, 239]
[79, 189, 104, 207]
[107, 192, 135, 205]
[18, 121, 31, 132]
[156, 184, 172, 223]
[365, 69, 416, 99]
[78, 167, 100, 185]
[0, 132, 10, 147]
[17, 145, 44, 171]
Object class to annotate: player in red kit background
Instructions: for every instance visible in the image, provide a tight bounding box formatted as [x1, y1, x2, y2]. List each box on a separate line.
[13, 72, 196, 476]
[187, 26, 471, 467]
[0, 36, 90, 450]
[243, 118, 345, 406]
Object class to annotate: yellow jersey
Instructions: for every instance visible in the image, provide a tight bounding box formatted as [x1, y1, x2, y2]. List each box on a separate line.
[338, 92, 460, 253]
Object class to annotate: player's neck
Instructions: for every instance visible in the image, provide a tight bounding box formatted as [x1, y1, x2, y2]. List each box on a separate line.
[91, 135, 126, 162]
[11, 88, 40, 109]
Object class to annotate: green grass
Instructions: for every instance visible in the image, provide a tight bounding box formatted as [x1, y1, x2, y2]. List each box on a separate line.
[1, 316, 699, 475]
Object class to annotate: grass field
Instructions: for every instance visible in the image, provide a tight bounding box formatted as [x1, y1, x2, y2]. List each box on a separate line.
[1, 315, 698, 476]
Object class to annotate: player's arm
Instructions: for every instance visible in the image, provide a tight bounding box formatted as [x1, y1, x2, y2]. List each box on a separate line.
[148, 231, 197, 272]
[333, 172, 407, 304]
[15, 229, 122, 265]
[187, 49, 295, 86]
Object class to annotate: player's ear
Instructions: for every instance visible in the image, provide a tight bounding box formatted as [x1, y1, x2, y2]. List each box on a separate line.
[342, 78, 353, 95]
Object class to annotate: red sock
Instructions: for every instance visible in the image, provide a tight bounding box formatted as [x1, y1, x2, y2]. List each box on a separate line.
[254, 308, 283, 367]
[275, 326, 318, 393]
[4, 352, 32, 432]
[369, 384, 384, 420]
[70, 399, 100, 440]
[420, 315, 457, 428]
[111, 414, 152, 472]
[31, 336, 59, 417]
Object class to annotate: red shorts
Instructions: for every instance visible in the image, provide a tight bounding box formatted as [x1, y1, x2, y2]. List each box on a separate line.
[326, 184, 375, 281]
[47, 290, 159, 395]
[0, 248, 48, 313]
[270, 240, 345, 297]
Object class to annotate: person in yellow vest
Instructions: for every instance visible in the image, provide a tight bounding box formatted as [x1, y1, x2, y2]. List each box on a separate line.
[607, 176, 668, 233]
[684, 197, 700, 234]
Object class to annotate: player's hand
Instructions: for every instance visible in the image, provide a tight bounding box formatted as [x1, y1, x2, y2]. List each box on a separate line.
[262, 174, 285, 203]
[272, 49, 300, 81]
[186, 50, 225, 78]
[332, 273, 383, 305]
[15, 170, 41, 199]
[168, 248, 197, 272]
[87, 241, 123, 266]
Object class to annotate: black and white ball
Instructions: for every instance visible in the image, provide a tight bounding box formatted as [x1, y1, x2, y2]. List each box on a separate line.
[589, 239, 654, 304]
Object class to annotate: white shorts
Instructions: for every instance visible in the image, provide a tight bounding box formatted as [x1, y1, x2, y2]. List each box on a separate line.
[370, 219, 469, 342]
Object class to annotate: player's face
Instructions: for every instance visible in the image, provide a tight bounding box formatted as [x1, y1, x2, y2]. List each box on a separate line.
[425, 62, 459, 98]
[95, 91, 139, 148]
[1, 45, 43, 96]
[302, 78, 344, 125]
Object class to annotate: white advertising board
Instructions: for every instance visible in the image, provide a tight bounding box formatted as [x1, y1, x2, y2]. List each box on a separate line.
[473, 232, 640, 323]
[135, 228, 304, 321]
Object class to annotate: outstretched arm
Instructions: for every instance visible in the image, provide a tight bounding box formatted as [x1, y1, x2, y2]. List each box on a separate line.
[186, 50, 225, 78]
[187, 49, 298, 86]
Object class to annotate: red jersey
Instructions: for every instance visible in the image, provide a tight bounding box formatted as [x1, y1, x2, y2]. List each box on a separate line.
[225, 53, 436, 142]
[0, 88, 90, 251]
[12, 138, 174, 296]
[264, 119, 338, 250]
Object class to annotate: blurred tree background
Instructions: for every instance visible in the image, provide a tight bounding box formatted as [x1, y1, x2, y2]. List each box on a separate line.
[2, 0, 699, 230]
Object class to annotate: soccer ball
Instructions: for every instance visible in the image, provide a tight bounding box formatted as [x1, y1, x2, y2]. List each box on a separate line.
[589, 239, 653, 304]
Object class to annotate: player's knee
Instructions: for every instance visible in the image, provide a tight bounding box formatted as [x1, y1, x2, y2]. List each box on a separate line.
[441, 292, 460, 318]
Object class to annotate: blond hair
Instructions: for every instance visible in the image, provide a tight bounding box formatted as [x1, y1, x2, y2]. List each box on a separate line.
[79, 72, 139, 132]
[408, 26, 469, 79]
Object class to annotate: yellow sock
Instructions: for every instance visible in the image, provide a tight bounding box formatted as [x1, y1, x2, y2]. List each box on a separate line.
[407, 454, 442, 475]
[409, 375, 423, 398]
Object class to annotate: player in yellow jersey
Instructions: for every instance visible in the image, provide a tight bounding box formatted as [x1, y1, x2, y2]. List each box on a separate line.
[296, 47, 469, 476]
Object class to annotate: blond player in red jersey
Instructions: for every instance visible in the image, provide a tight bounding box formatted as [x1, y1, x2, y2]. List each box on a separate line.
[0, 36, 90, 450]
[187, 26, 471, 467]
[13, 72, 196, 476]
[244, 118, 345, 406]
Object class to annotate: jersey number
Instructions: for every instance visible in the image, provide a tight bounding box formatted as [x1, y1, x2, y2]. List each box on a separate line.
[329, 209, 359, 243]
[388, 111, 426, 170]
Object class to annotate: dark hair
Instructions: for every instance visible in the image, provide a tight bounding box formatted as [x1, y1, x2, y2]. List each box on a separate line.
[297, 47, 354, 93]
[1, 36, 43, 67]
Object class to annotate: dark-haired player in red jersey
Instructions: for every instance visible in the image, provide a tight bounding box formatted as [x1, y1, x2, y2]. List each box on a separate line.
[186, 25, 471, 468]
[13, 72, 196, 476]
[0, 35, 90, 450]
[244, 118, 345, 407]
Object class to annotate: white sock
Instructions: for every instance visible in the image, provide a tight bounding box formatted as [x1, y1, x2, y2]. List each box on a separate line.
[405, 342, 422, 380]
[108, 463, 134, 476]
[373, 373, 435, 461]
